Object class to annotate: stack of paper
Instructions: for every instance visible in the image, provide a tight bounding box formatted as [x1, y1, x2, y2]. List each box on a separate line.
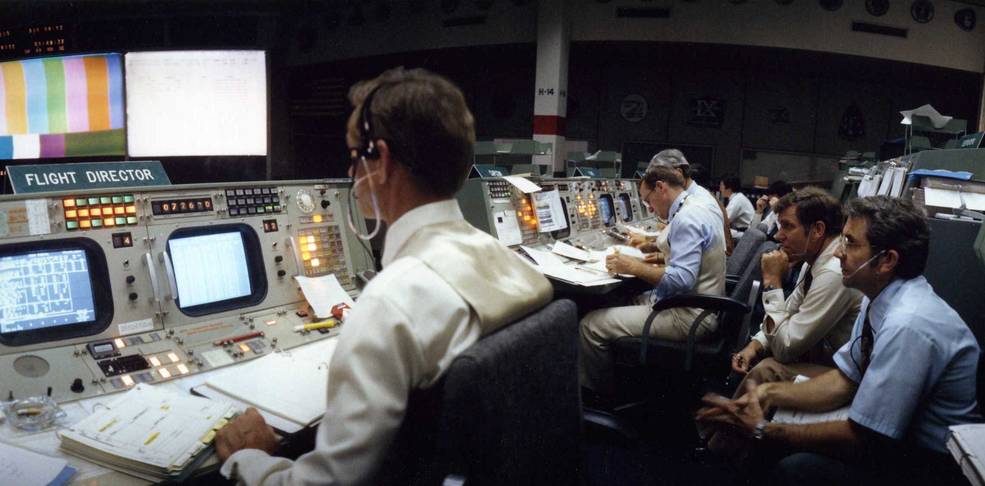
[949, 424, 985, 486]
[58, 384, 235, 482]
[517, 245, 619, 287]
[772, 375, 850, 425]
[196, 338, 339, 433]
[0, 441, 75, 486]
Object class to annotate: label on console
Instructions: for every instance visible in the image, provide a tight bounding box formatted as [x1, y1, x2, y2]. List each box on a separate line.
[26, 199, 51, 235]
[117, 318, 155, 335]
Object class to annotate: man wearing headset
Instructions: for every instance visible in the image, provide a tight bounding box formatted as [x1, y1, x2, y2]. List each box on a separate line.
[697, 197, 978, 485]
[214, 67, 553, 485]
[730, 188, 862, 386]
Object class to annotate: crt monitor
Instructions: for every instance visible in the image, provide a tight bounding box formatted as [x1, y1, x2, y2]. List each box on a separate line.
[0, 239, 113, 346]
[616, 194, 634, 222]
[166, 224, 267, 316]
[598, 194, 616, 226]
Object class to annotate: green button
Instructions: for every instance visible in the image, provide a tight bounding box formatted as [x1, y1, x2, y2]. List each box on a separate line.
[76, 198, 87, 206]
[88, 198, 99, 205]
[115, 217, 126, 225]
[126, 216, 138, 224]
[66, 221, 79, 230]
[100, 197, 111, 204]
[90, 219, 103, 228]
[111, 196, 123, 204]
[123, 195, 135, 203]
[256, 206, 265, 213]
[266, 205, 274, 212]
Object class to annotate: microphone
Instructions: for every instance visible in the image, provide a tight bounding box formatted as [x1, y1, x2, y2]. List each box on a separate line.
[843, 250, 886, 280]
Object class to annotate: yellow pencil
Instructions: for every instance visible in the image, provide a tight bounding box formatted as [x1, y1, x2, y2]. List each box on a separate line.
[144, 431, 160, 445]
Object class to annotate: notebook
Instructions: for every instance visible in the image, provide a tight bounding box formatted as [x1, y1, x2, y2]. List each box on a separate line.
[195, 338, 339, 433]
[948, 423, 985, 486]
[57, 384, 235, 482]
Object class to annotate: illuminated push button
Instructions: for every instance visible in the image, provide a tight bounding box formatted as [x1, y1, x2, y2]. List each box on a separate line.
[88, 197, 99, 205]
[115, 217, 126, 225]
[65, 209, 77, 218]
[66, 221, 79, 230]
[123, 195, 134, 203]
[307, 243, 317, 252]
[126, 205, 137, 214]
[310, 258, 321, 267]
[63, 198, 75, 208]
[90, 208, 102, 216]
[103, 218, 114, 227]
[76, 198, 87, 206]
[78, 208, 90, 217]
[158, 367, 172, 378]
[238, 343, 251, 353]
[121, 375, 135, 387]
[302, 252, 311, 261]
[99, 196, 111, 204]
[114, 206, 125, 215]
[79, 220, 91, 229]
[312, 214, 323, 223]
[111, 196, 123, 204]
[114, 338, 126, 348]
[149, 356, 161, 367]
[126, 216, 137, 225]
[90, 219, 103, 228]
[167, 352, 179, 363]
[176, 363, 189, 375]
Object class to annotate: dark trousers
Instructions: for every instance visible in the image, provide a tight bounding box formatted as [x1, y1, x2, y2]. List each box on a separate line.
[769, 448, 966, 486]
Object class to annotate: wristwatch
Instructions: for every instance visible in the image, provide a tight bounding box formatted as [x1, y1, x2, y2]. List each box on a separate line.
[752, 419, 769, 440]
[762, 283, 779, 293]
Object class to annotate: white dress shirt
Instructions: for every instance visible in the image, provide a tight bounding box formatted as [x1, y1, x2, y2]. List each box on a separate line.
[751, 238, 862, 363]
[725, 192, 754, 239]
[221, 200, 484, 485]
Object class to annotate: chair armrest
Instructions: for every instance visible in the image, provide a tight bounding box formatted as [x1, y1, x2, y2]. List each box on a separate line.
[650, 293, 749, 315]
[639, 293, 751, 368]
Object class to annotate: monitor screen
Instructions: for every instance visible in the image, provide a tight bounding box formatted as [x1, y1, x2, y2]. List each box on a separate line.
[125, 50, 267, 157]
[598, 194, 616, 226]
[0, 53, 125, 160]
[0, 249, 95, 333]
[617, 194, 634, 222]
[169, 232, 252, 309]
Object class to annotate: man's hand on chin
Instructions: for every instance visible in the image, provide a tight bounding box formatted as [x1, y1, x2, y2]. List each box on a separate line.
[216, 408, 280, 462]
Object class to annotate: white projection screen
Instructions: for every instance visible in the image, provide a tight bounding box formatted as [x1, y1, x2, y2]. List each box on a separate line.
[125, 50, 267, 157]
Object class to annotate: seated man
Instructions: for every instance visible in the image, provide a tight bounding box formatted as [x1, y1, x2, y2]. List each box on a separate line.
[731, 188, 862, 385]
[719, 173, 755, 239]
[697, 196, 979, 485]
[750, 180, 792, 237]
[580, 165, 725, 395]
[215, 68, 553, 485]
[649, 149, 734, 255]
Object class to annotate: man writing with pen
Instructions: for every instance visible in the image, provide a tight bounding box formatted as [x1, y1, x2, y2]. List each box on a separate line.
[579, 165, 725, 400]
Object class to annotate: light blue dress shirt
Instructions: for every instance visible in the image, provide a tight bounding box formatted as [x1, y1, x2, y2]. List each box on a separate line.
[653, 191, 723, 301]
[833, 276, 981, 453]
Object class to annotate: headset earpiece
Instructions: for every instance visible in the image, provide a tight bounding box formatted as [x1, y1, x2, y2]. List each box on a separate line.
[358, 85, 382, 160]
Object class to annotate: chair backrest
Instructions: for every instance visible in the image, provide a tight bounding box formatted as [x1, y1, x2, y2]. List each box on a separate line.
[380, 299, 582, 486]
[731, 240, 777, 340]
[726, 227, 768, 276]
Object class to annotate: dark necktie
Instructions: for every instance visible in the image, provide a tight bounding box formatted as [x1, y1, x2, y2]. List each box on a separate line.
[860, 310, 874, 375]
[801, 268, 814, 294]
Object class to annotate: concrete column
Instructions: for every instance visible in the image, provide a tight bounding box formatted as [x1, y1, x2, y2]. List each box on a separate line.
[532, 0, 569, 174]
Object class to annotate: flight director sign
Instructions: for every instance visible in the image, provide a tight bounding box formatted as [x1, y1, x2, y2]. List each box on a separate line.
[8, 161, 172, 194]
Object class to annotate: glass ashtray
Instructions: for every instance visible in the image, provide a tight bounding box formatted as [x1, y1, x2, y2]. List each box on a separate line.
[1, 395, 67, 431]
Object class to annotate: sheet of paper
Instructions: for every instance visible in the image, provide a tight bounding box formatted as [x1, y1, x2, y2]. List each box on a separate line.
[622, 224, 661, 239]
[552, 240, 592, 262]
[948, 423, 985, 486]
[501, 175, 542, 194]
[536, 263, 620, 286]
[889, 167, 907, 198]
[519, 245, 567, 268]
[533, 190, 568, 233]
[204, 338, 338, 427]
[0, 441, 74, 486]
[924, 187, 963, 209]
[491, 210, 522, 246]
[876, 170, 895, 195]
[961, 192, 985, 211]
[581, 246, 646, 277]
[294, 274, 356, 318]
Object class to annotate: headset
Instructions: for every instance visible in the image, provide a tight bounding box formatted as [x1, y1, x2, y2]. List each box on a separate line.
[354, 84, 383, 161]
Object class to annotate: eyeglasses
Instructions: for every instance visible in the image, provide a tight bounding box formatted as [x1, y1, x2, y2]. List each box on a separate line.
[838, 235, 873, 252]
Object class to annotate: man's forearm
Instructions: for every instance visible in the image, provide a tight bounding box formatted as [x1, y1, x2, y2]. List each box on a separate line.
[634, 264, 665, 286]
[762, 369, 856, 412]
[764, 420, 865, 460]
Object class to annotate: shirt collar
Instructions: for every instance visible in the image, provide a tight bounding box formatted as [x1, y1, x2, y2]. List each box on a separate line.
[810, 237, 840, 276]
[381, 199, 464, 267]
[867, 277, 910, 330]
[668, 191, 688, 221]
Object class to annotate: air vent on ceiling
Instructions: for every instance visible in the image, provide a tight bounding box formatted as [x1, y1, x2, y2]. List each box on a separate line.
[616, 7, 671, 18]
[851, 22, 907, 38]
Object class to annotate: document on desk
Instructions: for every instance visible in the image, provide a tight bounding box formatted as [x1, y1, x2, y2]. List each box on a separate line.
[294, 274, 356, 318]
[533, 190, 568, 233]
[519, 246, 619, 286]
[492, 210, 523, 246]
[0, 441, 75, 486]
[551, 240, 592, 262]
[200, 338, 339, 429]
[58, 383, 236, 481]
[948, 423, 985, 486]
[579, 245, 647, 277]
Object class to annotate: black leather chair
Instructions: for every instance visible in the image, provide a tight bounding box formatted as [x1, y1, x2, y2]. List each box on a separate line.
[379, 299, 581, 486]
[726, 227, 768, 293]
